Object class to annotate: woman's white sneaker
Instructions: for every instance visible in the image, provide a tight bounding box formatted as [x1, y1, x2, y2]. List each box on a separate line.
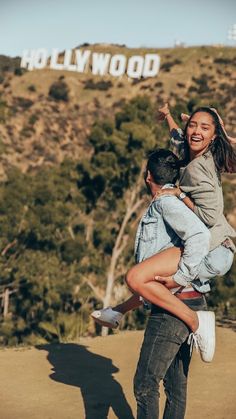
[189, 311, 215, 363]
[91, 307, 123, 328]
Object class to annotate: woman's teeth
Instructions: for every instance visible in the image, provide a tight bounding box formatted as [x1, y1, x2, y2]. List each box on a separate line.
[191, 136, 202, 142]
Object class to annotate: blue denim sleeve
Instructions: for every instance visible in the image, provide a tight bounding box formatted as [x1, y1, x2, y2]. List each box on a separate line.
[154, 196, 211, 286]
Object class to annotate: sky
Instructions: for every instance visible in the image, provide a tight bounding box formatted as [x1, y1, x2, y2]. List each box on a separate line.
[0, 0, 236, 57]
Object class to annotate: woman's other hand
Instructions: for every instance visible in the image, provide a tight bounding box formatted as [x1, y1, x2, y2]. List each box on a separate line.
[210, 108, 236, 144]
[153, 187, 180, 200]
[181, 113, 190, 123]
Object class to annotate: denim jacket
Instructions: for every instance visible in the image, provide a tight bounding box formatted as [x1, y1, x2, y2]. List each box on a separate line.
[134, 185, 211, 292]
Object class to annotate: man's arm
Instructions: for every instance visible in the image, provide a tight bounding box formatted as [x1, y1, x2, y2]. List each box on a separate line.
[154, 196, 211, 287]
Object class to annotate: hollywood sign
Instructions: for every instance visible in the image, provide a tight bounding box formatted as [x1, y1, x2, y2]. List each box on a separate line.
[21, 48, 161, 79]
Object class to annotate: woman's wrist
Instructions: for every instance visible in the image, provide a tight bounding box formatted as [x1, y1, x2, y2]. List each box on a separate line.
[174, 187, 181, 196]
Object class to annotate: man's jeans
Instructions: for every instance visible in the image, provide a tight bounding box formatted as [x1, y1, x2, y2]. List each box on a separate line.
[134, 297, 207, 419]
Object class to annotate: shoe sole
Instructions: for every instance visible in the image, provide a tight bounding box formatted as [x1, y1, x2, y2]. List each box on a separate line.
[91, 314, 119, 329]
[201, 311, 215, 363]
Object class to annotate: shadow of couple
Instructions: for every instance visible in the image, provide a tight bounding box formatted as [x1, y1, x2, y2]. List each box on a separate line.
[37, 342, 134, 419]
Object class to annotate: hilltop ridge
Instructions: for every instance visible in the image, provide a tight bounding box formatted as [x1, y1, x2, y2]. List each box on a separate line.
[0, 44, 235, 179]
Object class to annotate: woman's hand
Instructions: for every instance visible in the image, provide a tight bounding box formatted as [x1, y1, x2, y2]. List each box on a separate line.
[153, 188, 196, 212]
[181, 113, 190, 123]
[154, 275, 180, 289]
[210, 108, 236, 144]
[153, 187, 180, 200]
[157, 103, 170, 121]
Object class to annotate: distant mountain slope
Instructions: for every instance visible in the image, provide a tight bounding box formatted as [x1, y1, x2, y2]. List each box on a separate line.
[0, 45, 235, 179]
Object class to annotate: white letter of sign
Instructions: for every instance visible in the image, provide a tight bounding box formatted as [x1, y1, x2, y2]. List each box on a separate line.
[50, 49, 64, 70]
[75, 49, 91, 73]
[109, 54, 126, 77]
[33, 48, 48, 69]
[92, 53, 111, 75]
[142, 54, 160, 78]
[64, 49, 77, 71]
[21, 49, 36, 70]
[127, 56, 144, 78]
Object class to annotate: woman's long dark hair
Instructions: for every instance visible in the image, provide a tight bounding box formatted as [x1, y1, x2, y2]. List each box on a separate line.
[183, 107, 236, 174]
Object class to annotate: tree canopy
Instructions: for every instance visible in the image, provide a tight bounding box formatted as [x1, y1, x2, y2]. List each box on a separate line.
[0, 96, 235, 345]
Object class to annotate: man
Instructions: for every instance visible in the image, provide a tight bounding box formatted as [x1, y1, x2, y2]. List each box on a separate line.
[133, 149, 210, 419]
[92, 148, 232, 418]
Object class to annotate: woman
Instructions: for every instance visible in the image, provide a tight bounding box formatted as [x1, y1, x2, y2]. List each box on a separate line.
[91, 106, 236, 357]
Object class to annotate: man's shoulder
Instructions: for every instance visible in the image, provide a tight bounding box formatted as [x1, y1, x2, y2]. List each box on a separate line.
[152, 195, 180, 211]
[154, 194, 200, 220]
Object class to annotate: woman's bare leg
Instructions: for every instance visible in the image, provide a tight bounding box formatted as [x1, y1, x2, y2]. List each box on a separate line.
[126, 247, 199, 332]
[113, 247, 183, 315]
[112, 247, 183, 316]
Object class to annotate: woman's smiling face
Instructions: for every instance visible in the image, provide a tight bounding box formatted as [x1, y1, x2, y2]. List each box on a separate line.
[186, 112, 216, 158]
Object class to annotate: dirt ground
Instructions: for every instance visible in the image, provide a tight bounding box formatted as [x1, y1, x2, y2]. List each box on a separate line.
[0, 326, 235, 419]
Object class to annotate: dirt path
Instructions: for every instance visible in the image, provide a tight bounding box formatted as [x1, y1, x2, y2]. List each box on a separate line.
[0, 326, 235, 419]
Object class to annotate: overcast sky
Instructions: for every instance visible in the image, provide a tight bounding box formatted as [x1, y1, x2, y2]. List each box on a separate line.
[0, 0, 236, 56]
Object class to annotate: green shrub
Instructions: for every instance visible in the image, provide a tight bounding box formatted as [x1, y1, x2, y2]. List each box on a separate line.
[28, 84, 36, 92]
[28, 113, 39, 125]
[49, 80, 69, 102]
[14, 97, 34, 110]
[160, 59, 182, 72]
[214, 57, 234, 65]
[14, 67, 26, 76]
[84, 79, 113, 91]
[0, 100, 7, 122]
[20, 125, 35, 138]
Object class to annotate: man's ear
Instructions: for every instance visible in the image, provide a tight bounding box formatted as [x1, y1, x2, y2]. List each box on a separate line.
[145, 170, 153, 184]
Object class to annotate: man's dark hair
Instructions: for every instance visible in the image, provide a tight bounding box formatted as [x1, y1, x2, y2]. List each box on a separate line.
[146, 149, 180, 185]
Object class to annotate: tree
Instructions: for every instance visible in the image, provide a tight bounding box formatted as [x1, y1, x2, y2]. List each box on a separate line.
[49, 80, 69, 102]
[77, 96, 160, 335]
[1, 94, 234, 345]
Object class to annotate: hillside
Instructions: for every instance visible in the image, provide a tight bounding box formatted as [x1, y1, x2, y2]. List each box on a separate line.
[0, 45, 236, 347]
[0, 45, 236, 179]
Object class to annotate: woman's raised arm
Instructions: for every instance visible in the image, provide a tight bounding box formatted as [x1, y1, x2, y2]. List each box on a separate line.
[158, 103, 179, 131]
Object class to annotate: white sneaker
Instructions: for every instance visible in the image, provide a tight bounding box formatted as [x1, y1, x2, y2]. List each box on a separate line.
[188, 311, 215, 363]
[91, 307, 123, 328]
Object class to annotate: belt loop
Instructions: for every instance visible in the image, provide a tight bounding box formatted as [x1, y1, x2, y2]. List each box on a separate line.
[173, 286, 184, 295]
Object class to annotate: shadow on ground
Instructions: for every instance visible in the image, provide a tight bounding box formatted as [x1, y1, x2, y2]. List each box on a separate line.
[37, 343, 134, 419]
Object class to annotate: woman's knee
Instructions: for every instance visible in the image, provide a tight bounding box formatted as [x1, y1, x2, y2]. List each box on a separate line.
[126, 266, 144, 293]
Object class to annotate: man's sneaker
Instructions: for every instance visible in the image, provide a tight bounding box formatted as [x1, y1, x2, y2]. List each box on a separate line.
[188, 311, 215, 363]
[91, 307, 123, 328]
